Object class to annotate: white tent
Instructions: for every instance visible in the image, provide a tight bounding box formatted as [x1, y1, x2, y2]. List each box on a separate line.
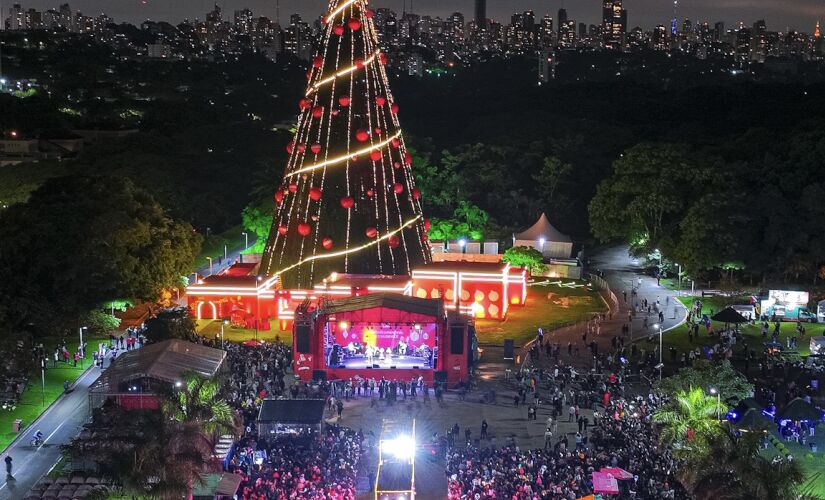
[513, 213, 573, 259]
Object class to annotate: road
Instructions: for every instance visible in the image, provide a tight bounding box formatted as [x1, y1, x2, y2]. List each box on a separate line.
[194, 237, 256, 281]
[0, 365, 100, 499]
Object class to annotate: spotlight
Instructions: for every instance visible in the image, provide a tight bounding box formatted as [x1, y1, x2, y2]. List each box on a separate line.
[381, 435, 415, 459]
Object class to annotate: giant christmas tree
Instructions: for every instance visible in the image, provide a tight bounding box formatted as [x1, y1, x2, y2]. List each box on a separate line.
[260, 0, 431, 289]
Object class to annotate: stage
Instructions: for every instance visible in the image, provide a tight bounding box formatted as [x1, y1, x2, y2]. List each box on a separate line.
[329, 354, 432, 370]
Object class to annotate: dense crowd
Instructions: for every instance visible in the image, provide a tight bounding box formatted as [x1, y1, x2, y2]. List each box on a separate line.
[229, 426, 363, 500]
[220, 342, 292, 428]
[446, 395, 688, 499]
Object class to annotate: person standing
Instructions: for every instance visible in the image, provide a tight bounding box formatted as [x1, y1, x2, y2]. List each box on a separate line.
[480, 419, 488, 440]
[568, 405, 576, 422]
[4, 454, 12, 479]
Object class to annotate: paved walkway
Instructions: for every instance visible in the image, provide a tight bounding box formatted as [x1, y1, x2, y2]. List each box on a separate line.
[0, 367, 98, 500]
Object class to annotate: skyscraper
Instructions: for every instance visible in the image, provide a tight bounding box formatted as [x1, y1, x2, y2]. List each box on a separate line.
[474, 0, 486, 30]
[602, 0, 627, 49]
[260, 0, 430, 288]
[557, 8, 567, 34]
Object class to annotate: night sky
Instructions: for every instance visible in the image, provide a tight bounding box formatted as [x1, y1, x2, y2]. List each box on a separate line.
[14, 0, 825, 32]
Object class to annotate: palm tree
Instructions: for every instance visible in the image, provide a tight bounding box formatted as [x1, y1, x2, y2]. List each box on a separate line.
[653, 387, 720, 457]
[684, 430, 805, 500]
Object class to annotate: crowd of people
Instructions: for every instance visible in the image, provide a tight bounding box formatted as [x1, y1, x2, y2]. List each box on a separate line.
[446, 394, 688, 499]
[230, 425, 363, 500]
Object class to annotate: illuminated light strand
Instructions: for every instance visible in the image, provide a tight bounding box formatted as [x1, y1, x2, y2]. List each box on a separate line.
[306, 50, 380, 96]
[284, 131, 403, 178]
[258, 215, 422, 290]
[324, 0, 358, 24]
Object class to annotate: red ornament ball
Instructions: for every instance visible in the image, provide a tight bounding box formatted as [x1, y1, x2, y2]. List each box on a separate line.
[355, 59, 365, 69]
[312, 57, 323, 68]
[391, 138, 401, 148]
[392, 183, 404, 194]
[365, 9, 374, 19]
[288, 183, 298, 193]
[312, 106, 324, 118]
[340, 196, 355, 209]
[322, 236, 334, 250]
[348, 18, 361, 31]
[370, 150, 382, 161]
[391, 103, 400, 114]
[388, 235, 400, 248]
[274, 190, 285, 203]
[365, 227, 378, 238]
[297, 222, 312, 237]
[333, 24, 345, 35]
[277, 225, 288, 236]
[338, 95, 351, 106]
[393, 161, 402, 170]
[286, 142, 294, 154]
[412, 187, 421, 200]
[355, 129, 370, 142]
[376, 96, 386, 106]
[309, 187, 322, 201]
[423, 234, 429, 242]
[311, 144, 322, 154]
[379, 52, 388, 65]
[306, 70, 312, 80]
[404, 152, 413, 165]
[297, 143, 306, 153]
[366, 189, 375, 197]
[424, 219, 431, 231]
[374, 127, 382, 135]
[299, 99, 311, 110]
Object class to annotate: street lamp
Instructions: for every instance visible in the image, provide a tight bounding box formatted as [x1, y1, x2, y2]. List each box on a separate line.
[242, 231, 249, 249]
[224, 244, 228, 261]
[458, 238, 467, 254]
[539, 237, 546, 254]
[79, 326, 88, 368]
[675, 263, 682, 295]
[207, 256, 213, 276]
[709, 387, 721, 421]
[654, 323, 663, 381]
[220, 319, 229, 350]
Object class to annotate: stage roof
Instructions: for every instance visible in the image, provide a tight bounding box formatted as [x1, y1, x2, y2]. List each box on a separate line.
[320, 293, 443, 317]
[257, 398, 326, 425]
[320, 273, 411, 289]
[92, 339, 226, 390]
[414, 261, 513, 273]
[514, 213, 572, 243]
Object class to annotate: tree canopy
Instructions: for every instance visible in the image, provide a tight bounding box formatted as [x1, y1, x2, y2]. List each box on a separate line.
[502, 246, 547, 275]
[0, 175, 201, 333]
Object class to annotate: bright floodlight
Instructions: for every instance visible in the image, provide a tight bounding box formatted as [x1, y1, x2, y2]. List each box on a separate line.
[458, 238, 467, 248]
[709, 387, 718, 395]
[382, 435, 415, 459]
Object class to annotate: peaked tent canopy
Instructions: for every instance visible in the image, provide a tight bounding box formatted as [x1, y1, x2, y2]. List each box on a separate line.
[777, 398, 822, 422]
[513, 213, 573, 259]
[711, 307, 748, 324]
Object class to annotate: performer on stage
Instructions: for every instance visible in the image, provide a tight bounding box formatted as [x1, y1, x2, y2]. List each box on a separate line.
[366, 346, 375, 364]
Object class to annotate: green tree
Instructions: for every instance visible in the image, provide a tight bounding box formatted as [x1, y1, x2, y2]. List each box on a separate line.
[654, 360, 753, 404]
[502, 246, 548, 274]
[0, 175, 202, 333]
[453, 201, 489, 240]
[683, 430, 805, 500]
[652, 387, 722, 457]
[143, 307, 198, 343]
[241, 204, 273, 254]
[534, 155, 572, 204]
[81, 309, 121, 337]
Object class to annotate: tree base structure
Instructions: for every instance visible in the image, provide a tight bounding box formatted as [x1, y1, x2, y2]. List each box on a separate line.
[186, 262, 527, 334]
[293, 293, 474, 387]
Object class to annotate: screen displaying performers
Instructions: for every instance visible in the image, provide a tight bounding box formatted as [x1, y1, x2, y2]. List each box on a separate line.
[323, 321, 437, 370]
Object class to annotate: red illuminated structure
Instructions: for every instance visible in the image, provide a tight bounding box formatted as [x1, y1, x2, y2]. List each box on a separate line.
[293, 293, 474, 387]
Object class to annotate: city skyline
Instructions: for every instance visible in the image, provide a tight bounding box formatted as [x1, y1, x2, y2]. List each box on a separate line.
[3, 0, 824, 32]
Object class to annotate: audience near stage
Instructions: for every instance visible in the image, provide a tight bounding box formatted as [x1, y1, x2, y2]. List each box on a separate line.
[221, 341, 293, 428]
[230, 425, 363, 500]
[446, 395, 687, 499]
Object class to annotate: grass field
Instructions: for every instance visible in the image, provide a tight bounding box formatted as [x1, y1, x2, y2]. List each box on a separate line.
[0, 334, 106, 452]
[648, 295, 825, 358]
[194, 224, 246, 270]
[475, 280, 607, 347]
[196, 319, 293, 345]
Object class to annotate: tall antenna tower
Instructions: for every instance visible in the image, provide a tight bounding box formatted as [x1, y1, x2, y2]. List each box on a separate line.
[671, 0, 678, 35]
[275, 0, 280, 24]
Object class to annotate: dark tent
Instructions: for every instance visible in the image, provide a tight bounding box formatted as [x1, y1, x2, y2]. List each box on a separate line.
[711, 307, 748, 324]
[257, 399, 326, 436]
[777, 398, 822, 422]
[733, 408, 771, 431]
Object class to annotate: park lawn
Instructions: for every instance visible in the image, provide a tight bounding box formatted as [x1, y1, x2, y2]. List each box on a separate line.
[193, 224, 246, 270]
[196, 319, 293, 345]
[475, 280, 607, 347]
[762, 431, 825, 499]
[0, 334, 107, 452]
[647, 295, 825, 358]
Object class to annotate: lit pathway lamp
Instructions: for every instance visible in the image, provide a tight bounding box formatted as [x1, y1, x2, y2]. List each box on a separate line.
[459, 238, 467, 254]
[539, 236, 546, 255]
[242, 231, 249, 249]
[79, 326, 88, 368]
[220, 319, 229, 350]
[207, 256, 213, 276]
[709, 387, 721, 421]
[654, 323, 663, 381]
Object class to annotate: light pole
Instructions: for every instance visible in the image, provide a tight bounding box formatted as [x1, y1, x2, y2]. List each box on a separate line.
[458, 238, 467, 254]
[709, 387, 721, 421]
[654, 323, 663, 381]
[207, 256, 213, 276]
[539, 236, 546, 255]
[675, 263, 682, 295]
[40, 358, 46, 406]
[220, 319, 229, 350]
[242, 231, 249, 249]
[224, 244, 228, 261]
[79, 326, 87, 368]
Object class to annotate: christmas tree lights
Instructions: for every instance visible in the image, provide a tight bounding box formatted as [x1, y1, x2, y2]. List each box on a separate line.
[260, 0, 431, 289]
